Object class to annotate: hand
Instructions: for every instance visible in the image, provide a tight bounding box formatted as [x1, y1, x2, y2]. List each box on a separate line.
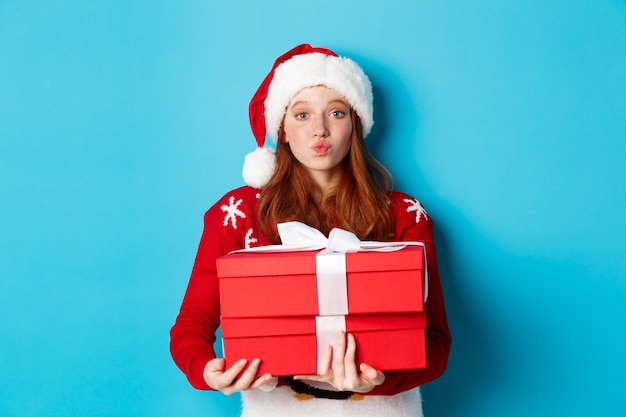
[203, 357, 278, 395]
[293, 331, 385, 393]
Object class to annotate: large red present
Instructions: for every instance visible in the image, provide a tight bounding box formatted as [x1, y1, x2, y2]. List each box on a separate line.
[216, 223, 427, 377]
[220, 313, 427, 377]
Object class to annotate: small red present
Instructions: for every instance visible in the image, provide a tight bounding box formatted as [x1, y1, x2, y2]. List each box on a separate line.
[217, 247, 425, 319]
[216, 223, 427, 376]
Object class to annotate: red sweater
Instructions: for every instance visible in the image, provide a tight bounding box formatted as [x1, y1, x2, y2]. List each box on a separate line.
[170, 186, 451, 395]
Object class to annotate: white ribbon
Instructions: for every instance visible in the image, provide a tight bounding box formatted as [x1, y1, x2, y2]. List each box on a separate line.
[316, 252, 349, 316]
[315, 316, 346, 373]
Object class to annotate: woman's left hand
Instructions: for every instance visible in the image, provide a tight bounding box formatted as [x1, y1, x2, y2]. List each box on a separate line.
[293, 331, 385, 393]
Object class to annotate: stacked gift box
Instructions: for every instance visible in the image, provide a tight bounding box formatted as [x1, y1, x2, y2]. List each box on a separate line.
[217, 243, 427, 377]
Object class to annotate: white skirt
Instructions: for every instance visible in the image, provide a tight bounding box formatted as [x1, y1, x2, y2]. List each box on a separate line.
[240, 385, 423, 417]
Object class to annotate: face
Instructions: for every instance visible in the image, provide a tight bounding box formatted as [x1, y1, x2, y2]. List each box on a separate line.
[283, 86, 353, 188]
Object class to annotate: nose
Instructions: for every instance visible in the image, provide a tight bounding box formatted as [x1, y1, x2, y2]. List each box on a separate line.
[312, 116, 329, 138]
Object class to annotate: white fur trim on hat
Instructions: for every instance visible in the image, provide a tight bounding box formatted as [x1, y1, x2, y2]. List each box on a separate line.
[264, 53, 374, 142]
[242, 146, 276, 189]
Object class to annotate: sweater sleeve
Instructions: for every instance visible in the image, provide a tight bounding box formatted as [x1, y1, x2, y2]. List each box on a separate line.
[366, 193, 451, 396]
[169, 187, 259, 390]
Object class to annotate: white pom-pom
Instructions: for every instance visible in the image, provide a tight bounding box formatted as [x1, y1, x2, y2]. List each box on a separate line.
[242, 146, 276, 189]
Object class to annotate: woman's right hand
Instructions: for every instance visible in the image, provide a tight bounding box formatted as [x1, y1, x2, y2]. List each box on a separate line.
[203, 357, 277, 395]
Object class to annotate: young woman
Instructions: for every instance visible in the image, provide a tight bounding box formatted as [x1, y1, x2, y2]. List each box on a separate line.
[170, 44, 451, 417]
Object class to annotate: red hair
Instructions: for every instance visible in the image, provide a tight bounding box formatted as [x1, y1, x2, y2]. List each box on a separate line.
[258, 111, 394, 242]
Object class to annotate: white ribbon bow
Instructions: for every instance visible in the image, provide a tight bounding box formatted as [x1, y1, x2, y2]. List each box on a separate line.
[277, 221, 409, 253]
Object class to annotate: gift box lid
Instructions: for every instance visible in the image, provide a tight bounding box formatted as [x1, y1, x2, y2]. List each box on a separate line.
[217, 246, 424, 277]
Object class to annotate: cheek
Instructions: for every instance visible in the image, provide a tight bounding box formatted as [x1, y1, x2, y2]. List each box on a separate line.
[283, 123, 301, 143]
[343, 124, 353, 139]
[337, 124, 353, 148]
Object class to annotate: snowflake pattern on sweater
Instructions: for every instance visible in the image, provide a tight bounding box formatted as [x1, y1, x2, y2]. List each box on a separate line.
[404, 197, 428, 223]
[221, 195, 247, 229]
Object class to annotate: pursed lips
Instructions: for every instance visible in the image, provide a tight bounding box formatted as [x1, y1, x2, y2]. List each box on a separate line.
[312, 141, 330, 155]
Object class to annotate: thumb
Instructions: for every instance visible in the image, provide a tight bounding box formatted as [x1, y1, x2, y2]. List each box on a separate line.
[360, 363, 385, 385]
[205, 358, 226, 373]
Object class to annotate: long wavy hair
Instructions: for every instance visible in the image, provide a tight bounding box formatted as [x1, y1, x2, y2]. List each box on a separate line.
[258, 110, 394, 242]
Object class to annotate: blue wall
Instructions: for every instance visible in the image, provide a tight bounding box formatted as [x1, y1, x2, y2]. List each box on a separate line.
[1, 1, 625, 416]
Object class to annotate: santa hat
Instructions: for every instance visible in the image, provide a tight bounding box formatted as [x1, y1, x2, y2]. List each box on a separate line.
[243, 44, 374, 189]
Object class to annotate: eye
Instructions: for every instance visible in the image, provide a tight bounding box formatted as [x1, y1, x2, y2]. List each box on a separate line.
[295, 112, 308, 120]
[330, 110, 346, 118]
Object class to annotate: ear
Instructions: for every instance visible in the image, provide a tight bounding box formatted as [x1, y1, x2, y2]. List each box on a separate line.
[281, 126, 289, 143]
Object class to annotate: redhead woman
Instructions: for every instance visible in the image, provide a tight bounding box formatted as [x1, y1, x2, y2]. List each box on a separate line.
[170, 44, 451, 417]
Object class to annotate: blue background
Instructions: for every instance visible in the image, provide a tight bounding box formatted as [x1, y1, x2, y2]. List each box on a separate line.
[1, 1, 625, 416]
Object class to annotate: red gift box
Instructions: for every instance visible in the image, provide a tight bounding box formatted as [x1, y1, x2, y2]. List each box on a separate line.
[217, 245, 427, 376]
[218, 247, 425, 318]
[221, 313, 426, 376]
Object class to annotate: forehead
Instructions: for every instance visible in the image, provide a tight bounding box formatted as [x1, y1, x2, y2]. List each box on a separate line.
[288, 85, 348, 106]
